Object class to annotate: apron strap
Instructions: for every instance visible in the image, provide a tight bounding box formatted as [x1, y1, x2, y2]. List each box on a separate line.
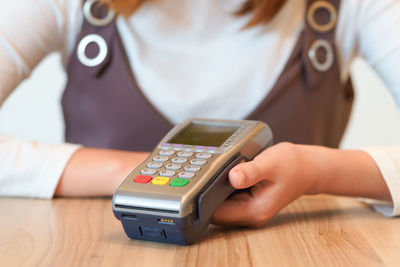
[302, 0, 342, 89]
[76, 0, 116, 77]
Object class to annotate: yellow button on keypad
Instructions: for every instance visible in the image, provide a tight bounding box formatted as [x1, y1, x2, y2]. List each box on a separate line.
[152, 176, 170, 185]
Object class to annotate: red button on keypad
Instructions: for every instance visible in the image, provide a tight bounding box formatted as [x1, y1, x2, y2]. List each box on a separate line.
[134, 175, 152, 183]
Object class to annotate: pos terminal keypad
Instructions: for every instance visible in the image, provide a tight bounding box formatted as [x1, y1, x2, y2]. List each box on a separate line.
[134, 149, 213, 187]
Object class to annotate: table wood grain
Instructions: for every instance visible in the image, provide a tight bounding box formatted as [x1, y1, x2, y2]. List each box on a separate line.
[1, 195, 399, 267]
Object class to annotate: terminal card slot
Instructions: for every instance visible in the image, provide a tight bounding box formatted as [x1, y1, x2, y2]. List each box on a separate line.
[198, 154, 247, 223]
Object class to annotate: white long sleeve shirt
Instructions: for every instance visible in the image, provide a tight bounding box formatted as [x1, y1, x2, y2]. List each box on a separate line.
[1, 0, 400, 215]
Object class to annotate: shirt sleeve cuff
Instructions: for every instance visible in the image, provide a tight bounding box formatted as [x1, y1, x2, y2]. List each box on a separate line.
[35, 143, 82, 199]
[361, 145, 400, 217]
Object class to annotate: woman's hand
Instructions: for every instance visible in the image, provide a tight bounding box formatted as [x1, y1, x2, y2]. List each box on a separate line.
[55, 148, 149, 197]
[212, 142, 391, 227]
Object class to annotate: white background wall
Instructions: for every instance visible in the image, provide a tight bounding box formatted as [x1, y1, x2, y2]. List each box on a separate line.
[1, 54, 400, 149]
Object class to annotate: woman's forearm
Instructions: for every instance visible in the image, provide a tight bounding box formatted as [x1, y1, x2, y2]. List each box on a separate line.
[55, 147, 149, 197]
[301, 145, 392, 201]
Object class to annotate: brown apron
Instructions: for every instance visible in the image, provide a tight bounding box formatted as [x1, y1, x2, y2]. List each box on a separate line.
[62, 0, 354, 151]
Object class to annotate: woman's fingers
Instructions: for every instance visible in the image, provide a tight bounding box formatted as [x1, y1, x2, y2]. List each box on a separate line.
[211, 192, 254, 226]
[212, 181, 283, 227]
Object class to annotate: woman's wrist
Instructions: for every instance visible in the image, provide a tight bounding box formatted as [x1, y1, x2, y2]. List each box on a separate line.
[301, 145, 391, 201]
[55, 147, 149, 197]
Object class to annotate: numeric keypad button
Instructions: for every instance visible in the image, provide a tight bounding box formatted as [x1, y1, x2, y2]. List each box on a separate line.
[153, 156, 169, 162]
[147, 162, 163, 169]
[177, 151, 193, 158]
[166, 163, 182, 170]
[184, 165, 201, 172]
[190, 159, 207, 166]
[172, 157, 188, 164]
[159, 170, 176, 177]
[196, 153, 212, 159]
[141, 168, 157, 175]
[159, 150, 175, 156]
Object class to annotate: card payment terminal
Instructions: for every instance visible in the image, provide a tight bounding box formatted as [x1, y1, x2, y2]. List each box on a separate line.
[112, 118, 273, 245]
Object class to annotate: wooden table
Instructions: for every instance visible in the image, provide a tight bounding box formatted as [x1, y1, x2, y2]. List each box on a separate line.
[1, 195, 399, 267]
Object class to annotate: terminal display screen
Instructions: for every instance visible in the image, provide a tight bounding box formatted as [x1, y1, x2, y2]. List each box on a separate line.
[168, 123, 239, 147]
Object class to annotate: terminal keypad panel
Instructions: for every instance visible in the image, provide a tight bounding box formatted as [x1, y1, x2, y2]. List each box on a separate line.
[135, 147, 215, 188]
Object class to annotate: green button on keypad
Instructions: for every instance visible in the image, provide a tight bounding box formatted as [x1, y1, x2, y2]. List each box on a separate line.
[170, 178, 189, 187]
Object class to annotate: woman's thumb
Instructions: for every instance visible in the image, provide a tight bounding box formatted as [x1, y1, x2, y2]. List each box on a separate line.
[229, 161, 264, 189]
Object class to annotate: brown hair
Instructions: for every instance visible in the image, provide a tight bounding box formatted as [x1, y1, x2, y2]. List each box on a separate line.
[100, 0, 288, 28]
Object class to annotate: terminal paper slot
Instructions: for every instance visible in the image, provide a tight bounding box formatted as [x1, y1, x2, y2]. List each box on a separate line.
[115, 204, 179, 215]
